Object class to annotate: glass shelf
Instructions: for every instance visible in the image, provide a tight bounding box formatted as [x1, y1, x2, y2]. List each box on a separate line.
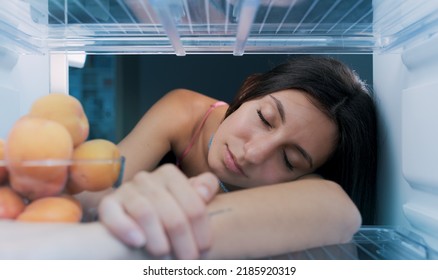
[266, 226, 438, 260]
[1, 0, 438, 55]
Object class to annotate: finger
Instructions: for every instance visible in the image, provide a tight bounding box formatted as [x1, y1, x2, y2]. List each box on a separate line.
[158, 166, 213, 255]
[98, 190, 147, 248]
[187, 172, 220, 250]
[150, 184, 200, 259]
[122, 190, 171, 257]
[133, 167, 199, 259]
[188, 172, 220, 202]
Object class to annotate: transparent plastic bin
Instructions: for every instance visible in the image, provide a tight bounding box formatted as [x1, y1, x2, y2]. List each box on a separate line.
[0, 157, 125, 222]
[0, 157, 125, 189]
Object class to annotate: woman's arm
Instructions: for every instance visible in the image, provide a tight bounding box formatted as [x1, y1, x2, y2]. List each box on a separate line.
[0, 176, 358, 260]
[99, 165, 361, 260]
[203, 177, 361, 259]
[0, 221, 147, 259]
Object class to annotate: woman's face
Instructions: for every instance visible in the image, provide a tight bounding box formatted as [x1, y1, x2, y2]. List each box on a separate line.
[208, 89, 338, 188]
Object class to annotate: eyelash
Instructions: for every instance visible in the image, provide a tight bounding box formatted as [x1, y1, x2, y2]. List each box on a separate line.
[283, 151, 294, 171]
[257, 109, 294, 171]
[257, 109, 272, 128]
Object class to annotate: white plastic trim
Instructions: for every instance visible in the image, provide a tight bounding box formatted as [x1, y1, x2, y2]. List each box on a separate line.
[49, 53, 69, 94]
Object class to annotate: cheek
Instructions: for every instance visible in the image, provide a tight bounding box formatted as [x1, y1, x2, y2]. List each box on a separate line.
[231, 114, 262, 141]
[250, 161, 298, 186]
[215, 115, 248, 142]
[222, 113, 245, 131]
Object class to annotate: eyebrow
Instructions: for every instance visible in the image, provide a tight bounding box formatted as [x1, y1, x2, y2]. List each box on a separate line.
[269, 94, 285, 124]
[269, 94, 314, 169]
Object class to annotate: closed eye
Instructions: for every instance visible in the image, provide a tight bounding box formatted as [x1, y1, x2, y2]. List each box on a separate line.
[257, 110, 272, 128]
[283, 151, 294, 171]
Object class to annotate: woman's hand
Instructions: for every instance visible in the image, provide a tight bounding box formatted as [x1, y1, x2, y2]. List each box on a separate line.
[98, 164, 219, 259]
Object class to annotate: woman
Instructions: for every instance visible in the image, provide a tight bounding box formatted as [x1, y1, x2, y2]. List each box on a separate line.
[96, 56, 378, 259]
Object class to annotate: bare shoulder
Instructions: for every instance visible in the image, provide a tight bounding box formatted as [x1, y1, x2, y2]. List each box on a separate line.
[155, 88, 221, 142]
[161, 88, 221, 127]
[150, 89, 208, 122]
[162, 89, 220, 114]
[127, 88, 220, 142]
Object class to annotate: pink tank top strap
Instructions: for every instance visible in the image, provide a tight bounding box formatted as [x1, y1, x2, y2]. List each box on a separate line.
[176, 101, 228, 167]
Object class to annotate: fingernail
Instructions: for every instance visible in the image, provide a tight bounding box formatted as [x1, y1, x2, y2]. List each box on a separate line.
[197, 185, 210, 201]
[126, 231, 146, 247]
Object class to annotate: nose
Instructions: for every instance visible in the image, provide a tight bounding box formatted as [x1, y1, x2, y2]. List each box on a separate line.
[243, 136, 277, 165]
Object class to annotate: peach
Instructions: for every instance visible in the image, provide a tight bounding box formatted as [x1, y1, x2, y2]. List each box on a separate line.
[5, 116, 73, 200]
[0, 139, 7, 184]
[0, 186, 26, 219]
[16, 195, 82, 223]
[67, 139, 122, 193]
[29, 93, 89, 147]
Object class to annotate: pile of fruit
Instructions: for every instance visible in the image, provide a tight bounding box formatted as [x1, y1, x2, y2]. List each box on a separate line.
[0, 93, 122, 223]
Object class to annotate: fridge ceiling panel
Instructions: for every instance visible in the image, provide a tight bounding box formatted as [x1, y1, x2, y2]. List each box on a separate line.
[1, 0, 438, 55]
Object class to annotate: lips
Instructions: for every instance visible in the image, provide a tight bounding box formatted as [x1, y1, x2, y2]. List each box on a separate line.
[224, 146, 246, 176]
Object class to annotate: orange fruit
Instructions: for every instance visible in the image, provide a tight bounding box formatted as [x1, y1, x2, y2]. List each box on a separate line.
[29, 93, 89, 147]
[60, 193, 82, 209]
[5, 116, 73, 200]
[16, 195, 82, 223]
[67, 139, 121, 193]
[0, 139, 7, 184]
[0, 186, 26, 219]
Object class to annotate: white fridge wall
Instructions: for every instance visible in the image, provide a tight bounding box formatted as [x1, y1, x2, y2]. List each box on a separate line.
[374, 39, 438, 252]
[400, 35, 438, 251]
[374, 54, 411, 228]
[0, 54, 50, 139]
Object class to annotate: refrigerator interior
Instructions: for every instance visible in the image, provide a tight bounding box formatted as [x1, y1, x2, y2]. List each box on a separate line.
[1, 0, 438, 259]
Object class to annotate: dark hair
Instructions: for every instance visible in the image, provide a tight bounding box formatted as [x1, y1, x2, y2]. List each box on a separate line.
[225, 56, 378, 225]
